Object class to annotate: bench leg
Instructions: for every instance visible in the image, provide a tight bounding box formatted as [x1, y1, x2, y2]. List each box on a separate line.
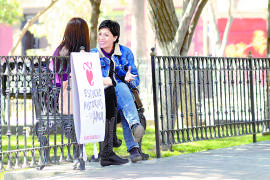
[35, 122, 51, 169]
[73, 144, 85, 170]
[41, 136, 50, 164]
[35, 135, 49, 170]
[63, 120, 85, 170]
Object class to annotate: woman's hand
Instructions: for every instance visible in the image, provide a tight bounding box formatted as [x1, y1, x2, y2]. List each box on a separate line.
[103, 77, 113, 86]
[124, 66, 137, 83]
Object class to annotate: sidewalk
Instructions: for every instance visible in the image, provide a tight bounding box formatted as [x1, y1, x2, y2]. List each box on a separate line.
[5, 140, 270, 180]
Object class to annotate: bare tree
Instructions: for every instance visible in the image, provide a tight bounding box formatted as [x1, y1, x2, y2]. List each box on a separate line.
[264, 0, 270, 134]
[131, 0, 146, 59]
[203, 10, 209, 56]
[89, 0, 101, 49]
[175, 0, 209, 56]
[9, 0, 60, 55]
[147, 0, 209, 149]
[267, 0, 270, 57]
[208, 0, 233, 56]
[148, 0, 179, 55]
[148, 0, 208, 56]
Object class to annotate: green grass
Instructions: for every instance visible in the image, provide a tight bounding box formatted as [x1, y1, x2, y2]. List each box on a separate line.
[0, 124, 270, 179]
[132, 125, 270, 158]
[1, 125, 270, 160]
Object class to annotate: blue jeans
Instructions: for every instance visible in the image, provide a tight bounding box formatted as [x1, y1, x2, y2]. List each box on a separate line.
[115, 82, 140, 127]
[115, 82, 140, 151]
[119, 110, 139, 151]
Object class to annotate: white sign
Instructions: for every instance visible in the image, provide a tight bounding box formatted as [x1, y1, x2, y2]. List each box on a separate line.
[70, 52, 105, 144]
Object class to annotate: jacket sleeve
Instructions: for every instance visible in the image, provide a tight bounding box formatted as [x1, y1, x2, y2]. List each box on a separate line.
[125, 50, 140, 88]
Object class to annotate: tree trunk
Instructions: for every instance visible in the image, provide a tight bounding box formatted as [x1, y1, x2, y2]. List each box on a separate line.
[181, 0, 209, 56]
[170, 0, 199, 55]
[131, 0, 146, 59]
[183, 0, 189, 13]
[267, 0, 270, 57]
[9, 0, 60, 55]
[203, 11, 209, 56]
[147, 0, 178, 55]
[148, 0, 209, 148]
[208, 0, 233, 57]
[219, 0, 233, 56]
[89, 0, 101, 49]
[264, 0, 270, 133]
[208, 3, 220, 56]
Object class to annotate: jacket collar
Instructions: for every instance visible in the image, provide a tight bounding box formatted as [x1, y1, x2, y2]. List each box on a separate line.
[113, 43, 122, 56]
[98, 43, 122, 58]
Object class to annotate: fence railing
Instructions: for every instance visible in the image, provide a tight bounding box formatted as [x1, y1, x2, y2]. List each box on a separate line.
[0, 55, 150, 171]
[0, 56, 79, 170]
[151, 51, 270, 158]
[1, 52, 269, 168]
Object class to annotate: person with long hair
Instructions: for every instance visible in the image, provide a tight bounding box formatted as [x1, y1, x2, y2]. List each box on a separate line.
[91, 20, 148, 163]
[50, 17, 90, 85]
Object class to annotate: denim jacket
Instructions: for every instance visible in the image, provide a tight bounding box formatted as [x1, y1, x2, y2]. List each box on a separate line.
[90, 43, 140, 89]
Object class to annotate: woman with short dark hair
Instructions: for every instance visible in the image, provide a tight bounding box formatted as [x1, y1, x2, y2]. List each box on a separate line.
[91, 19, 147, 164]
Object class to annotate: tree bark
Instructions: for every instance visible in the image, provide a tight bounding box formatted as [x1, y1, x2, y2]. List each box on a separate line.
[208, 3, 220, 56]
[219, 0, 233, 56]
[170, 0, 199, 55]
[183, 0, 190, 13]
[208, 0, 233, 56]
[264, 0, 270, 133]
[131, 0, 146, 59]
[147, 0, 178, 55]
[148, 0, 209, 147]
[89, 0, 101, 49]
[203, 11, 209, 56]
[267, 0, 270, 57]
[9, 0, 60, 55]
[181, 0, 209, 56]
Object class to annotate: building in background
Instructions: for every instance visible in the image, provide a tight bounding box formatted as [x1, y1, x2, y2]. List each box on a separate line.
[0, 0, 48, 55]
[216, 0, 267, 57]
[0, 0, 268, 57]
[0, 24, 13, 55]
[0, 0, 268, 121]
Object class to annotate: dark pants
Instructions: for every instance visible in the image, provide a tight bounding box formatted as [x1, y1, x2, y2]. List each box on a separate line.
[101, 86, 117, 157]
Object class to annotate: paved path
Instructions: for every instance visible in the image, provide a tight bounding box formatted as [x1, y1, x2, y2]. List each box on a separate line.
[5, 140, 270, 180]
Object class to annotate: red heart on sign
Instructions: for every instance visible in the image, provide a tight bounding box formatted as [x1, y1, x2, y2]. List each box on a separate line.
[83, 62, 94, 86]
[86, 69, 94, 86]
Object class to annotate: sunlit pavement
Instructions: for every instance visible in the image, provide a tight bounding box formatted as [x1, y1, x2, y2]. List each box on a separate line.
[5, 140, 270, 180]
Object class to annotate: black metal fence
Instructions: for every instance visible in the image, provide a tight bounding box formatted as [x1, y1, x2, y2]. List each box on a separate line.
[2, 53, 270, 168]
[0, 56, 79, 170]
[151, 52, 270, 158]
[0, 55, 148, 171]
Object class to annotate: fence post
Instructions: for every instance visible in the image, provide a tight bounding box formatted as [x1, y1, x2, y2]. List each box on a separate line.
[151, 48, 161, 158]
[248, 51, 256, 143]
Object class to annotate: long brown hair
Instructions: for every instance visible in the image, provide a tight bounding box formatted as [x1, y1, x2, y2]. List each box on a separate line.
[56, 17, 90, 72]
[60, 17, 90, 53]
